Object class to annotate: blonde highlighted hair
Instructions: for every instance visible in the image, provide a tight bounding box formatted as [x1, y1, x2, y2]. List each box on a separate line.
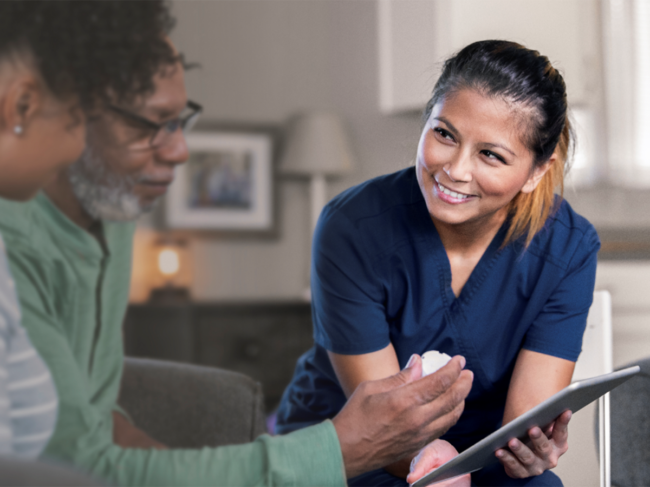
[504, 120, 571, 247]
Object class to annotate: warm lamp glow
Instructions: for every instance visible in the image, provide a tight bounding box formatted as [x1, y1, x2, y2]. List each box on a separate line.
[158, 248, 180, 277]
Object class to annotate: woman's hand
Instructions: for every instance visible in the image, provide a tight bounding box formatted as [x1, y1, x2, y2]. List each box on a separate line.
[495, 410, 571, 478]
[406, 439, 470, 486]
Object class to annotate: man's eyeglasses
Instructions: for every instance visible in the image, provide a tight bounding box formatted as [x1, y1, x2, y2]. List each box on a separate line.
[109, 100, 203, 150]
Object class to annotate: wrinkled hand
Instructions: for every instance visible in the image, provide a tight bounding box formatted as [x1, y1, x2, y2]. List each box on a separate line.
[406, 439, 470, 486]
[112, 412, 167, 450]
[332, 355, 473, 479]
[495, 410, 571, 478]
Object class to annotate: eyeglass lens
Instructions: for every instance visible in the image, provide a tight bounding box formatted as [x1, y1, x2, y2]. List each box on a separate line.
[150, 105, 202, 148]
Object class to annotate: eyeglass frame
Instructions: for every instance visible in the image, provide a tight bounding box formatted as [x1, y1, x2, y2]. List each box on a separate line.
[108, 100, 203, 149]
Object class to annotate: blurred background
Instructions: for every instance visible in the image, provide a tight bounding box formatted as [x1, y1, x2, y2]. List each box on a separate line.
[123, 1, 650, 483]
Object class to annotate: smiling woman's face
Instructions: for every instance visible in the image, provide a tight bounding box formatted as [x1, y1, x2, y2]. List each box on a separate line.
[416, 88, 548, 232]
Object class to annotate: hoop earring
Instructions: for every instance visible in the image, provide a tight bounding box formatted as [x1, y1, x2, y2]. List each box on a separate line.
[13, 125, 23, 135]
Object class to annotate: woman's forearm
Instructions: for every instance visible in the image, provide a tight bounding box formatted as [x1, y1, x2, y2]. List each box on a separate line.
[327, 343, 401, 398]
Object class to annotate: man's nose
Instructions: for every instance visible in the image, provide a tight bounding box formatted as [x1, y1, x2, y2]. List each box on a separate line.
[156, 128, 189, 166]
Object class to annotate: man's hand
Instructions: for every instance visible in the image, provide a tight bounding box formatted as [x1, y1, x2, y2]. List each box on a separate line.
[495, 410, 571, 478]
[112, 411, 167, 450]
[406, 439, 470, 486]
[332, 355, 473, 479]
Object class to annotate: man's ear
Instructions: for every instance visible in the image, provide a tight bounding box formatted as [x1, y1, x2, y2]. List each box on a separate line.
[520, 154, 555, 194]
[1, 75, 43, 135]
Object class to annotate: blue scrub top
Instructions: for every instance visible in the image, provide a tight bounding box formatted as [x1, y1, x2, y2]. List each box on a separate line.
[276, 167, 600, 452]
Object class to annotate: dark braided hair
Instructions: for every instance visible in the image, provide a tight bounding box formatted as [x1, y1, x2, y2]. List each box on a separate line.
[424, 40, 573, 247]
[0, 0, 179, 110]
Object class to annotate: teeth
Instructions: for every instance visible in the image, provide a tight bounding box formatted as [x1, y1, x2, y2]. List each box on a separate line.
[438, 182, 470, 199]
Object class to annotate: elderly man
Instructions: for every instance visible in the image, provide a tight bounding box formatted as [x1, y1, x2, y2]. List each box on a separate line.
[0, 2, 473, 486]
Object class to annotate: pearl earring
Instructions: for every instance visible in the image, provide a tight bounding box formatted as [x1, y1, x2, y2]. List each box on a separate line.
[13, 125, 23, 135]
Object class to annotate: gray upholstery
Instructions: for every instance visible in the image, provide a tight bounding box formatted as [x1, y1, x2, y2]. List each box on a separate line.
[598, 356, 650, 487]
[119, 357, 268, 448]
[0, 358, 268, 485]
[0, 457, 101, 486]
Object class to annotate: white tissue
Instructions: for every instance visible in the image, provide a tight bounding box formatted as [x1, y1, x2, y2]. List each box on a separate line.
[421, 351, 452, 377]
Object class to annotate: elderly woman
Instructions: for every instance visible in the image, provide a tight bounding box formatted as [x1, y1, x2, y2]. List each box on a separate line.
[277, 40, 599, 487]
[0, 0, 178, 457]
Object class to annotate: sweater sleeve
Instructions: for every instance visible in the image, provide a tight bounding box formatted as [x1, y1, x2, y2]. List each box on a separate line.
[8, 244, 346, 486]
[0, 323, 12, 455]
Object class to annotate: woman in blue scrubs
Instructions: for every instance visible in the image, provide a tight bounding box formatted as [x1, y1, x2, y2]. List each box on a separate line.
[276, 40, 599, 486]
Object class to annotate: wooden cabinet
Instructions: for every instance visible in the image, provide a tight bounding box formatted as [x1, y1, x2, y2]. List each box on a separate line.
[378, 0, 601, 113]
[123, 301, 314, 412]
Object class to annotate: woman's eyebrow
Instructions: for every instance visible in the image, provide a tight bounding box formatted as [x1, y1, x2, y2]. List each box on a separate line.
[434, 116, 459, 136]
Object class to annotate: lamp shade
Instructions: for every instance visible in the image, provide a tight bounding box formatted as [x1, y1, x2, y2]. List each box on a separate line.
[279, 112, 355, 176]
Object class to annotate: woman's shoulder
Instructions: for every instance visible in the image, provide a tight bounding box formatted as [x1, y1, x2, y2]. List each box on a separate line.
[526, 197, 600, 269]
[315, 167, 425, 257]
[322, 167, 420, 224]
[548, 197, 596, 233]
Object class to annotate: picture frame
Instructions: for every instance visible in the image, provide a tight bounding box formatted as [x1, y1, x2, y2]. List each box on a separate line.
[166, 131, 273, 231]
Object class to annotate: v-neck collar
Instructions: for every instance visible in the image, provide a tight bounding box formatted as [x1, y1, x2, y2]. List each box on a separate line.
[410, 170, 509, 308]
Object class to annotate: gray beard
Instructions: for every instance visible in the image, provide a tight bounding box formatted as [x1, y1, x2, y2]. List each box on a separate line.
[67, 145, 152, 222]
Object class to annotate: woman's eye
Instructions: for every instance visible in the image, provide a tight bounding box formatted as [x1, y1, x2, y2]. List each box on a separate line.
[433, 128, 454, 141]
[481, 150, 506, 164]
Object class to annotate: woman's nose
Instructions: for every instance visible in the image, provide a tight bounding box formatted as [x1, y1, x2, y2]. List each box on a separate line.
[444, 152, 472, 183]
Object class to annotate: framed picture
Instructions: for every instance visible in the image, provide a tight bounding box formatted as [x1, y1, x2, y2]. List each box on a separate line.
[166, 131, 273, 231]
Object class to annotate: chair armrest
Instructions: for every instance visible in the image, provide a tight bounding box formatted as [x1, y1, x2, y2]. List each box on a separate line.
[0, 458, 100, 486]
[119, 357, 267, 449]
[596, 356, 650, 487]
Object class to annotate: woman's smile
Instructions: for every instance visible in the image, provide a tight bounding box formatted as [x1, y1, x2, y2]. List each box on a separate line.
[434, 180, 477, 204]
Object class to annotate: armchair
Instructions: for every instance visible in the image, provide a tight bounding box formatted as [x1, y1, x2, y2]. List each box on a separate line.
[119, 357, 268, 448]
[601, 356, 650, 487]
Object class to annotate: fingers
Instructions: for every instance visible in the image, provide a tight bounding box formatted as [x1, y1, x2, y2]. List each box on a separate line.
[550, 410, 571, 453]
[382, 369, 470, 462]
[528, 427, 554, 462]
[496, 446, 533, 478]
[406, 443, 441, 482]
[369, 355, 468, 403]
[407, 440, 458, 483]
[408, 356, 469, 406]
[412, 369, 472, 443]
[496, 438, 546, 478]
[543, 422, 554, 438]
[406, 449, 428, 484]
[421, 368, 473, 419]
[496, 420, 569, 479]
[369, 354, 423, 394]
[552, 410, 571, 439]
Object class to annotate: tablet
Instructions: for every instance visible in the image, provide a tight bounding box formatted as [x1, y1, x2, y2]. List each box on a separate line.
[411, 365, 640, 487]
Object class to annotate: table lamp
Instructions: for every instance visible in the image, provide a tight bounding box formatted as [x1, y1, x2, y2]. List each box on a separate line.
[279, 112, 355, 232]
[149, 238, 191, 303]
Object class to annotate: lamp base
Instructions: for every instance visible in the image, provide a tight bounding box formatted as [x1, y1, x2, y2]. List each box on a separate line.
[149, 286, 191, 304]
[310, 173, 327, 233]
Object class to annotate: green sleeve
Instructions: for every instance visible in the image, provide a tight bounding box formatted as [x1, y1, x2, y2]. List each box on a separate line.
[7, 245, 346, 486]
